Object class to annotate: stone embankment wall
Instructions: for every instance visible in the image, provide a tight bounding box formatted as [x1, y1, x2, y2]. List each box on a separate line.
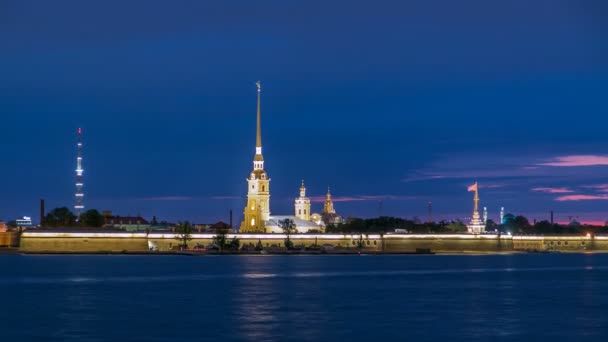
[18, 232, 608, 253]
[0, 232, 19, 247]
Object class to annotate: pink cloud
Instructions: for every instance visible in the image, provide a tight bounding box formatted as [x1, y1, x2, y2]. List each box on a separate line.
[142, 196, 193, 201]
[555, 194, 608, 202]
[210, 196, 241, 200]
[532, 187, 574, 194]
[310, 195, 413, 203]
[584, 184, 608, 192]
[540, 155, 608, 167]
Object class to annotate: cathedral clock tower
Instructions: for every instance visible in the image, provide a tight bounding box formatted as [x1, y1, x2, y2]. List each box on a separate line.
[240, 81, 270, 233]
[294, 180, 311, 221]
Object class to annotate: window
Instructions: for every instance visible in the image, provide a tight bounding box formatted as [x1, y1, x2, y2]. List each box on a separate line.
[373, 240, 377, 245]
[299, 209, 301, 215]
[262, 185, 265, 191]
[304, 209, 307, 215]
[251, 218, 255, 227]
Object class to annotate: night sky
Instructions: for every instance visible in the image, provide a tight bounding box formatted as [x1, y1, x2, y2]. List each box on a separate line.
[1, 0, 607, 225]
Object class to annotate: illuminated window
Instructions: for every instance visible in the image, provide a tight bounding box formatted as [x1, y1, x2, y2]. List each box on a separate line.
[251, 218, 255, 227]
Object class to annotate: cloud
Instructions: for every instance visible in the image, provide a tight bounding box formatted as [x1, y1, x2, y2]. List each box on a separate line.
[309, 195, 414, 203]
[555, 195, 608, 202]
[141, 196, 194, 201]
[539, 155, 608, 167]
[583, 184, 608, 192]
[210, 196, 241, 200]
[532, 187, 574, 194]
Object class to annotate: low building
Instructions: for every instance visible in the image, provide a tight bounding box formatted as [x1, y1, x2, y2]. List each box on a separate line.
[103, 212, 150, 232]
[0, 221, 7, 232]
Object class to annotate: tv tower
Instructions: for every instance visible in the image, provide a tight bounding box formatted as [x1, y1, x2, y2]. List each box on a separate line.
[74, 128, 84, 217]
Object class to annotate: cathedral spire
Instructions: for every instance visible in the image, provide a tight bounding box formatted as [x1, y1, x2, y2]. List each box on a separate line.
[253, 81, 264, 169]
[256, 81, 262, 151]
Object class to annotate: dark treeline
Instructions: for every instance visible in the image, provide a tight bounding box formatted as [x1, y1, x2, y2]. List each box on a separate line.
[326, 215, 608, 235]
[42, 207, 105, 228]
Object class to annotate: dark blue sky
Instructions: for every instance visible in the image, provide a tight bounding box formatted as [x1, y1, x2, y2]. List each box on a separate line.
[1, 0, 607, 224]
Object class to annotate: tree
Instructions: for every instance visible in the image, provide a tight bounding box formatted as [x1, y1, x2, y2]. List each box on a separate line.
[79, 209, 105, 227]
[447, 221, 468, 233]
[212, 230, 227, 252]
[174, 221, 193, 249]
[44, 207, 77, 227]
[279, 218, 297, 249]
[485, 219, 497, 232]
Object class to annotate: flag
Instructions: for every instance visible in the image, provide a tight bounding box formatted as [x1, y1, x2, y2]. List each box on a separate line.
[468, 183, 478, 192]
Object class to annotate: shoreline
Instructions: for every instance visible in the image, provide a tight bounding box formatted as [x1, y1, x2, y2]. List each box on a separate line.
[4, 249, 602, 256]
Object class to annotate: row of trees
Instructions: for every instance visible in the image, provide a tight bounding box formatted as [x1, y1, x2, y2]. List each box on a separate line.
[326, 217, 468, 234]
[43, 207, 105, 228]
[325, 215, 608, 235]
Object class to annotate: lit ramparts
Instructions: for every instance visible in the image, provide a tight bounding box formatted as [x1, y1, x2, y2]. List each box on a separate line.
[18, 232, 608, 253]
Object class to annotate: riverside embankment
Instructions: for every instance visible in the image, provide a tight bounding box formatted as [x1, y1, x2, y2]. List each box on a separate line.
[15, 231, 608, 254]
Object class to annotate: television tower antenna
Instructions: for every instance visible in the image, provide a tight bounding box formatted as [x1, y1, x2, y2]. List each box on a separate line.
[75, 128, 84, 218]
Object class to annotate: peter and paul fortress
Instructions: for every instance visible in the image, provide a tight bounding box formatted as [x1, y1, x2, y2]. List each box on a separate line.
[239, 82, 341, 233]
[240, 81, 271, 233]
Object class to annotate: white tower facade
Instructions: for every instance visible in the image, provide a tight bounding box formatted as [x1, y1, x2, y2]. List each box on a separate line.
[295, 180, 311, 221]
[483, 207, 488, 224]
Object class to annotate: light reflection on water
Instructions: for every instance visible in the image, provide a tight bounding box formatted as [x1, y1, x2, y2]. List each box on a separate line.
[1, 254, 607, 341]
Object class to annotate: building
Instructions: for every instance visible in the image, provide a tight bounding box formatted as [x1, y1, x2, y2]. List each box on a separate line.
[321, 188, 344, 225]
[240, 81, 271, 233]
[16, 216, 33, 228]
[294, 180, 311, 221]
[103, 212, 150, 231]
[467, 182, 485, 234]
[239, 83, 325, 234]
[0, 221, 7, 232]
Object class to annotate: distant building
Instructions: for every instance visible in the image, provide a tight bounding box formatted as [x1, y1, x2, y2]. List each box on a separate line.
[16, 216, 33, 228]
[103, 211, 150, 231]
[467, 183, 485, 234]
[320, 188, 344, 226]
[0, 221, 7, 232]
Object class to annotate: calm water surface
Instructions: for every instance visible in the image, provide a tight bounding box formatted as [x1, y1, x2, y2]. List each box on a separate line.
[1, 253, 607, 341]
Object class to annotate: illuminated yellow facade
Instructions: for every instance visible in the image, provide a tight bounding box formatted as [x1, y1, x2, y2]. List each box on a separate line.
[323, 188, 335, 214]
[240, 81, 270, 233]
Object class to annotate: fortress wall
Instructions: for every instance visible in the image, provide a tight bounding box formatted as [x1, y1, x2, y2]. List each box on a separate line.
[0, 232, 18, 247]
[383, 234, 513, 253]
[18, 232, 608, 253]
[148, 234, 383, 251]
[20, 232, 148, 252]
[513, 236, 608, 252]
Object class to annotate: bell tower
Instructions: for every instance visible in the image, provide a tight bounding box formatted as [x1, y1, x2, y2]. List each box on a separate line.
[294, 180, 311, 221]
[323, 187, 335, 214]
[241, 81, 270, 233]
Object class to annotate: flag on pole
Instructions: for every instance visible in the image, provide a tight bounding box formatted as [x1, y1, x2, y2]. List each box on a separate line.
[468, 182, 478, 192]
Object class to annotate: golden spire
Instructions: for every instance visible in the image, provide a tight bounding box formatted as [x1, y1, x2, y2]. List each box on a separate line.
[256, 81, 262, 149]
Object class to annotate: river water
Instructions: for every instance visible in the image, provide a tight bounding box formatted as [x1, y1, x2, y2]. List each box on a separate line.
[1, 253, 607, 341]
